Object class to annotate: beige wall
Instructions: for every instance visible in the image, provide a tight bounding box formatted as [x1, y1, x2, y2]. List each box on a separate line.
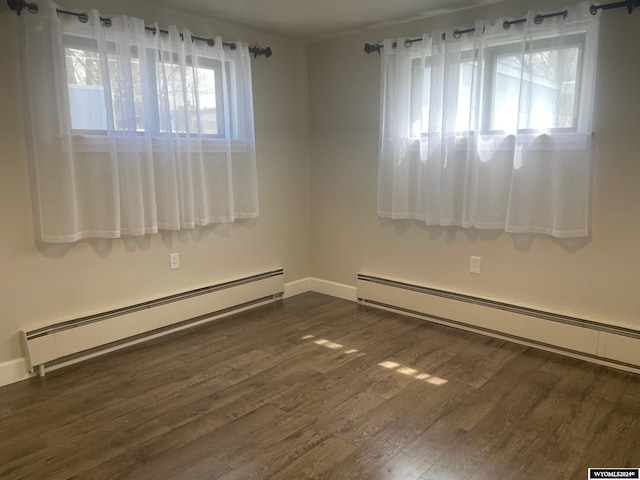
[2, 0, 639, 366]
[0, 0, 310, 362]
[308, 0, 640, 329]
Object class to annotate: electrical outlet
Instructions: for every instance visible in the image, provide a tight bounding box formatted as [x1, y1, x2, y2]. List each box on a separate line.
[169, 253, 180, 270]
[470, 256, 481, 274]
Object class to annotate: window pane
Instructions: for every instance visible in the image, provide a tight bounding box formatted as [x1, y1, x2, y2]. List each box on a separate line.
[65, 44, 145, 132]
[107, 49, 145, 132]
[416, 61, 474, 134]
[420, 65, 431, 134]
[158, 60, 219, 136]
[195, 67, 218, 135]
[492, 46, 580, 131]
[455, 62, 474, 132]
[65, 47, 107, 130]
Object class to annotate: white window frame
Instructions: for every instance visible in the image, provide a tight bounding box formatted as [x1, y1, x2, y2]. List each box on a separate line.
[63, 33, 230, 139]
[409, 30, 590, 139]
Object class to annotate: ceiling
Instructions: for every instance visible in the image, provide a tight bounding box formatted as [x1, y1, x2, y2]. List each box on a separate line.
[139, 0, 506, 39]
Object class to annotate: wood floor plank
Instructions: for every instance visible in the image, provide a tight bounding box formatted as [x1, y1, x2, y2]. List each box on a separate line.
[521, 365, 630, 480]
[269, 436, 357, 480]
[417, 432, 494, 480]
[467, 360, 599, 480]
[154, 364, 321, 431]
[0, 434, 48, 470]
[314, 380, 471, 480]
[336, 379, 469, 446]
[0, 292, 638, 480]
[441, 347, 549, 431]
[0, 390, 126, 452]
[418, 367, 562, 480]
[465, 367, 560, 444]
[213, 373, 392, 480]
[373, 420, 466, 480]
[77, 423, 230, 480]
[568, 374, 640, 478]
[1, 418, 169, 480]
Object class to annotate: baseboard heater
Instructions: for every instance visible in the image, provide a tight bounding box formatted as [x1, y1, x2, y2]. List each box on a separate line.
[22, 269, 284, 376]
[357, 273, 640, 374]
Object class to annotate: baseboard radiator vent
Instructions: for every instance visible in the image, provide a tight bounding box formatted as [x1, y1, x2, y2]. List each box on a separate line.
[22, 269, 284, 376]
[357, 273, 640, 374]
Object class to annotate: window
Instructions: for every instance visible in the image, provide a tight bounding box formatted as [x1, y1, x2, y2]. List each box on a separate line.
[487, 34, 584, 132]
[63, 35, 227, 137]
[378, 5, 600, 238]
[411, 32, 588, 136]
[19, 1, 259, 243]
[411, 57, 476, 136]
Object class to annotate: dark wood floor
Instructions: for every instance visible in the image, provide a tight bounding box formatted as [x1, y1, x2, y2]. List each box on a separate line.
[0, 292, 638, 479]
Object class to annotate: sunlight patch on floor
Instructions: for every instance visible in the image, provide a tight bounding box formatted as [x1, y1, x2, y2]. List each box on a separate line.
[301, 335, 447, 385]
[378, 358, 448, 385]
[314, 339, 343, 349]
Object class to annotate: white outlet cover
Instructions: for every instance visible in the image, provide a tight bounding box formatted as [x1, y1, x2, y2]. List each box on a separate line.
[170, 253, 180, 270]
[470, 256, 481, 274]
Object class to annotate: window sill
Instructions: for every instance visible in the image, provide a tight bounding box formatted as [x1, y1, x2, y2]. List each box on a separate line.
[59, 134, 252, 154]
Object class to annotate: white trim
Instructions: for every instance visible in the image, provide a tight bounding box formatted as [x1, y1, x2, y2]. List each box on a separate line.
[0, 358, 33, 388]
[283, 278, 312, 298]
[309, 278, 358, 302]
[284, 277, 357, 302]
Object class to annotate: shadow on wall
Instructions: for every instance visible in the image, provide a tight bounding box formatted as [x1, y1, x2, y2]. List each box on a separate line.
[379, 217, 591, 253]
[509, 232, 591, 254]
[34, 218, 259, 259]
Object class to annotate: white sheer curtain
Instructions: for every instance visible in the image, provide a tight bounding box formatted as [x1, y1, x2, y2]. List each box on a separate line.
[19, 0, 258, 243]
[378, 3, 600, 238]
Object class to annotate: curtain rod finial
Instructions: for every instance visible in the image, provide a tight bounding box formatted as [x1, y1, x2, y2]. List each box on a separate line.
[249, 46, 272, 58]
[364, 43, 382, 54]
[7, 0, 38, 15]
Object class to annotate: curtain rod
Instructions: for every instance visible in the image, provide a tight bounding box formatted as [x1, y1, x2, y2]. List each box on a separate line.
[6, 0, 273, 58]
[364, 0, 640, 53]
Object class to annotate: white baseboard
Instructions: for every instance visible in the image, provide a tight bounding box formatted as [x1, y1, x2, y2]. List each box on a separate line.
[0, 357, 32, 388]
[309, 278, 358, 302]
[284, 277, 357, 302]
[284, 278, 312, 298]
